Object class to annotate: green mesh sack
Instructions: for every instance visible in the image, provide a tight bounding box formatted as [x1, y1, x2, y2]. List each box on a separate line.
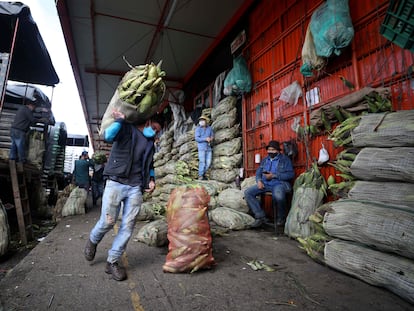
[223, 55, 252, 95]
[310, 0, 354, 57]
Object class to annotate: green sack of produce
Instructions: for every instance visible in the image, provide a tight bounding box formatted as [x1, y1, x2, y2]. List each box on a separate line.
[100, 60, 166, 134]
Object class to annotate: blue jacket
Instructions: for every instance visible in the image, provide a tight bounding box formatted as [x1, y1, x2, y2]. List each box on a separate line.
[256, 153, 294, 189]
[195, 125, 214, 151]
[103, 120, 155, 189]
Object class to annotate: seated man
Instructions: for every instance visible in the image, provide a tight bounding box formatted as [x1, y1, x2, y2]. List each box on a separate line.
[244, 140, 294, 228]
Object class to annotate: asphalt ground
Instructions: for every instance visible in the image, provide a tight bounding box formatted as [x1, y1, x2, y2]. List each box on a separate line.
[0, 207, 412, 311]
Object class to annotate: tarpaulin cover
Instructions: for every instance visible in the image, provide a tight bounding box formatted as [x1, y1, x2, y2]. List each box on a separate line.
[5, 83, 51, 108]
[0, 2, 59, 86]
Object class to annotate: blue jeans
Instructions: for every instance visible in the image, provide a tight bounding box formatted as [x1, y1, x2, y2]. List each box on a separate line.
[244, 182, 291, 222]
[91, 180, 105, 205]
[10, 128, 27, 162]
[198, 148, 212, 177]
[89, 180, 142, 263]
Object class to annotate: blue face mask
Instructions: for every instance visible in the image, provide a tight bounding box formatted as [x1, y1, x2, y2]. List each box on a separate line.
[143, 126, 156, 138]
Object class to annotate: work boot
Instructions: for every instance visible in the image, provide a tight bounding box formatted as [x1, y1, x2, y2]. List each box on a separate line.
[105, 261, 127, 281]
[250, 217, 268, 228]
[84, 239, 97, 261]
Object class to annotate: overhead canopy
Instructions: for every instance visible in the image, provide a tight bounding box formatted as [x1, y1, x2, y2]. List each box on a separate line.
[57, 0, 253, 152]
[0, 2, 59, 86]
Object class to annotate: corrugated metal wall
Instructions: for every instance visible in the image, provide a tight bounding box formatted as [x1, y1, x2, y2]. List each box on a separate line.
[242, 0, 414, 179]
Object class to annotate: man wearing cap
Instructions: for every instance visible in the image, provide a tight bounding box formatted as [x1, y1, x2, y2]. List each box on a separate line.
[195, 115, 214, 180]
[244, 140, 294, 228]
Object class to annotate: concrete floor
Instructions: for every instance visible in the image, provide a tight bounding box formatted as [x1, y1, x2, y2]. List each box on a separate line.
[0, 207, 412, 311]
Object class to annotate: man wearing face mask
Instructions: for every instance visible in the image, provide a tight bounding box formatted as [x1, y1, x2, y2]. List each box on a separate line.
[84, 109, 161, 281]
[244, 140, 294, 228]
[195, 115, 214, 180]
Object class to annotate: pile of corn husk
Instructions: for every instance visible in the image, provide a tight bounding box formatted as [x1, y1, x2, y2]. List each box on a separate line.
[309, 87, 391, 132]
[147, 94, 248, 230]
[300, 109, 414, 304]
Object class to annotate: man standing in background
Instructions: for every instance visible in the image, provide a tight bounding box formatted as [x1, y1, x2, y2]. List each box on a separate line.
[73, 151, 93, 190]
[195, 115, 214, 180]
[9, 102, 37, 163]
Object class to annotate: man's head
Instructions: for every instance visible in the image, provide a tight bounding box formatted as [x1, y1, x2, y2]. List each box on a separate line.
[26, 102, 36, 111]
[199, 115, 209, 127]
[142, 119, 162, 138]
[266, 140, 281, 158]
[81, 151, 89, 159]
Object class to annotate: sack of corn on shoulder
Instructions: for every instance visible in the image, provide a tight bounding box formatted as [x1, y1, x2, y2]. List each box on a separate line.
[163, 185, 215, 273]
[92, 150, 107, 164]
[100, 60, 166, 134]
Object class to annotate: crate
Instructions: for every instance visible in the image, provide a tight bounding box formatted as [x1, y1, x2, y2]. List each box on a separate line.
[380, 0, 414, 52]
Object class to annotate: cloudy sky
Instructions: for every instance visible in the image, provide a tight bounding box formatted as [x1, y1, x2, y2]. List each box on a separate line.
[17, 0, 88, 136]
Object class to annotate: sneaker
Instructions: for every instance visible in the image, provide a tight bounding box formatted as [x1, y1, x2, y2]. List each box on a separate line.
[105, 261, 127, 281]
[250, 217, 268, 228]
[198, 176, 204, 180]
[84, 239, 97, 261]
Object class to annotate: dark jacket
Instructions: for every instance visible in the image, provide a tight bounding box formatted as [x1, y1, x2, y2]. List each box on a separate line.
[11, 104, 36, 132]
[103, 121, 155, 189]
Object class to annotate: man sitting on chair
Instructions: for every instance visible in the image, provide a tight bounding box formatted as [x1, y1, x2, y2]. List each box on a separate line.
[244, 140, 294, 228]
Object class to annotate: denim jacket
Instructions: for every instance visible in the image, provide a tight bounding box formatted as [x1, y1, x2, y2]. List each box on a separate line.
[256, 153, 294, 189]
[195, 125, 214, 151]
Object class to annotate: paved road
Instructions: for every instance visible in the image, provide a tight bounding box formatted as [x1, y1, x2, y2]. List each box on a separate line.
[0, 208, 412, 311]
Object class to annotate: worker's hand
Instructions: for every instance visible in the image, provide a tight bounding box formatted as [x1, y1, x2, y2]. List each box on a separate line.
[145, 180, 156, 193]
[206, 137, 212, 143]
[257, 180, 264, 189]
[112, 109, 125, 120]
[263, 172, 273, 180]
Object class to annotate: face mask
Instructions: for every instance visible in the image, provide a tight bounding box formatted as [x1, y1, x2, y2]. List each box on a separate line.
[268, 152, 277, 158]
[199, 120, 206, 127]
[143, 126, 156, 138]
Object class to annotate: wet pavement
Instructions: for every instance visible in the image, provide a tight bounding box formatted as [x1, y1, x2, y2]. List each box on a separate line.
[0, 207, 412, 311]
